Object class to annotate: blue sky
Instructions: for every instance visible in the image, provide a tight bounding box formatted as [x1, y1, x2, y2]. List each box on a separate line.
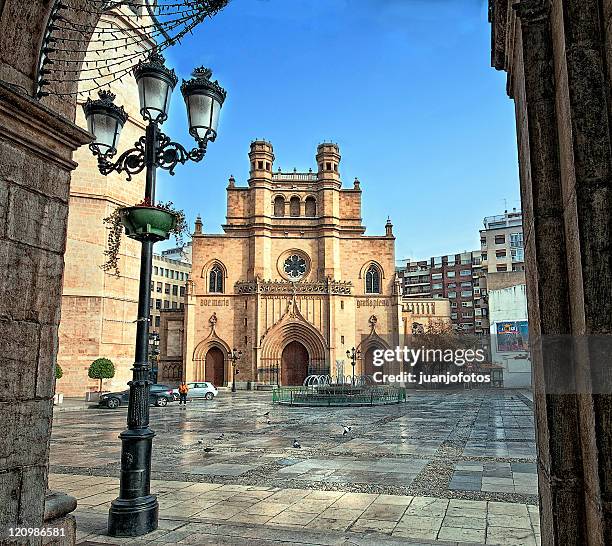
[156, 0, 520, 261]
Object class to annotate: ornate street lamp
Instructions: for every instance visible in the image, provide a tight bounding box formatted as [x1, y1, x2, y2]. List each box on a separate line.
[228, 348, 242, 393]
[83, 90, 128, 158]
[346, 347, 361, 386]
[82, 50, 226, 538]
[181, 66, 226, 146]
[133, 52, 178, 124]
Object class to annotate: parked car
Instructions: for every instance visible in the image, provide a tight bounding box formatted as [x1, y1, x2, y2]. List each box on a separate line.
[170, 382, 218, 401]
[99, 384, 175, 409]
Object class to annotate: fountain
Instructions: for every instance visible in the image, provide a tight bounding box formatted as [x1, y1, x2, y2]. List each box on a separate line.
[272, 374, 406, 406]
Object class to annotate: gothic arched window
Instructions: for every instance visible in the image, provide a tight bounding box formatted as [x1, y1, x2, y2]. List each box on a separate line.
[365, 265, 381, 294]
[209, 266, 223, 293]
[274, 196, 285, 217]
[305, 196, 316, 217]
[290, 196, 300, 217]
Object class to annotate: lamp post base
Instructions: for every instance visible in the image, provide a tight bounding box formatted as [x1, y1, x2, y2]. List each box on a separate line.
[108, 495, 158, 537]
[108, 427, 158, 537]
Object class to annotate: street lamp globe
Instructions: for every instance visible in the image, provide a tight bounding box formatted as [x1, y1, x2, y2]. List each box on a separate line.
[82, 90, 128, 157]
[181, 66, 227, 147]
[133, 50, 178, 124]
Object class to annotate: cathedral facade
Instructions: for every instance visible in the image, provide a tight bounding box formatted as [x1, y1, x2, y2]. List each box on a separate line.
[182, 141, 401, 387]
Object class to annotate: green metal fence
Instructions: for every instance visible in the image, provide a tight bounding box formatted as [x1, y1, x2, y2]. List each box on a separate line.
[272, 385, 407, 406]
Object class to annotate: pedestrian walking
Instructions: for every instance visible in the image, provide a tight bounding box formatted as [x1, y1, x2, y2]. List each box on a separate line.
[178, 381, 189, 407]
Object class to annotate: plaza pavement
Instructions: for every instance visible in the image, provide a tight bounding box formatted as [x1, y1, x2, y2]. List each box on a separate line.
[50, 390, 540, 545]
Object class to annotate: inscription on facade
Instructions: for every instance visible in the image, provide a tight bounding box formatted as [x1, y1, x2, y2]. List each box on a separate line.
[357, 298, 391, 308]
[200, 299, 230, 307]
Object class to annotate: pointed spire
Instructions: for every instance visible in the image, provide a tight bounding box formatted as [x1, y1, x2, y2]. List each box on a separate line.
[385, 216, 393, 237]
[194, 215, 203, 235]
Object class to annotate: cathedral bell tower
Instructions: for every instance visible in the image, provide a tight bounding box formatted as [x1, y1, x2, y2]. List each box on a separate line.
[247, 140, 275, 278]
[316, 142, 341, 186]
[248, 140, 274, 183]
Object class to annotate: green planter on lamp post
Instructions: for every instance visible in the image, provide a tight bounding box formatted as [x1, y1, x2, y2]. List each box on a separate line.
[119, 206, 178, 242]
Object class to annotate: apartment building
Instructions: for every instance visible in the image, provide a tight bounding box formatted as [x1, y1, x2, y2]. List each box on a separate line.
[399, 252, 484, 335]
[149, 255, 191, 332]
[479, 209, 524, 273]
[161, 241, 193, 264]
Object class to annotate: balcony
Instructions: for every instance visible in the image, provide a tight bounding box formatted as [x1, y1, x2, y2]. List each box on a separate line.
[272, 171, 318, 182]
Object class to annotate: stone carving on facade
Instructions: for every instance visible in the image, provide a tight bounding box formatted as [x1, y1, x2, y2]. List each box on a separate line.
[369, 315, 378, 332]
[259, 292, 324, 348]
[235, 278, 352, 295]
[193, 312, 231, 362]
[357, 315, 390, 355]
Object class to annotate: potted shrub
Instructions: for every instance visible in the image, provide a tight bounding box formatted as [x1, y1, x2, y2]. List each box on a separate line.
[102, 199, 187, 275]
[87, 358, 116, 401]
[53, 364, 64, 405]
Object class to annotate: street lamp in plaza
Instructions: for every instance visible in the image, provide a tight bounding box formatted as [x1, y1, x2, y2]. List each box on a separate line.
[346, 347, 361, 385]
[82, 51, 226, 538]
[229, 348, 243, 393]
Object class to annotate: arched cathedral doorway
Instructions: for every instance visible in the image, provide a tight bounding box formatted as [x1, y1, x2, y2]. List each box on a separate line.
[281, 341, 309, 386]
[364, 346, 381, 378]
[205, 347, 225, 387]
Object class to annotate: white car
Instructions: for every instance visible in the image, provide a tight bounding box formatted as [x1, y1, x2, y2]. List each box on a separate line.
[172, 382, 218, 400]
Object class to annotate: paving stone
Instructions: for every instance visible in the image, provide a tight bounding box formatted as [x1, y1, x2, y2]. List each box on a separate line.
[392, 526, 439, 540]
[442, 514, 487, 529]
[306, 517, 353, 532]
[320, 507, 364, 520]
[438, 526, 486, 542]
[396, 515, 444, 530]
[486, 526, 537, 545]
[267, 509, 319, 526]
[228, 512, 273, 525]
[246, 502, 292, 517]
[488, 502, 530, 516]
[350, 518, 397, 534]
[488, 513, 532, 529]
[374, 494, 414, 506]
[332, 493, 378, 510]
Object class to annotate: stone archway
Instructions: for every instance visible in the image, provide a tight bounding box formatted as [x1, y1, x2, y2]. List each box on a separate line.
[193, 336, 231, 384]
[1, 3, 611, 544]
[205, 347, 225, 387]
[363, 346, 380, 378]
[259, 298, 329, 384]
[0, 1, 104, 535]
[281, 341, 309, 386]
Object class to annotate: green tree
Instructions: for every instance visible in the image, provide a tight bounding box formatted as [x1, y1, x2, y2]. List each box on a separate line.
[55, 364, 63, 380]
[88, 358, 115, 392]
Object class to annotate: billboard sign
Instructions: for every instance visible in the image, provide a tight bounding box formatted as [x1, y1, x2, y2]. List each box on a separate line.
[496, 320, 529, 352]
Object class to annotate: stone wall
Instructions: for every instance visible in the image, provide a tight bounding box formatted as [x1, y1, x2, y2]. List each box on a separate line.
[0, 80, 91, 540]
[490, 1, 611, 543]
